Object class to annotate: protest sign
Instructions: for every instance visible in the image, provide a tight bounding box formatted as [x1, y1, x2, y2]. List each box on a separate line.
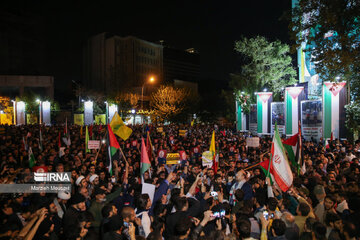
[202, 151, 213, 167]
[88, 140, 100, 149]
[246, 137, 260, 148]
[142, 183, 156, 203]
[166, 153, 180, 165]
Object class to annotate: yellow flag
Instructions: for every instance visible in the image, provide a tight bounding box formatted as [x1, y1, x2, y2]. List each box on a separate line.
[110, 112, 132, 140]
[191, 119, 195, 127]
[210, 130, 216, 156]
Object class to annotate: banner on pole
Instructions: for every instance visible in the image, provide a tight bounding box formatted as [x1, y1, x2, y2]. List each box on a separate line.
[256, 92, 272, 134]
[285, 87, 304, 136]
[301, 100, 322, 141]
[322, 82, 347, 139]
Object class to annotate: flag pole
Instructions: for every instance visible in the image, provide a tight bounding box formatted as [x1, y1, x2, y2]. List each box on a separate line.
[267, 123, 277, 179]
[94, 131, 107, 164]
[243, 162, 262, 171]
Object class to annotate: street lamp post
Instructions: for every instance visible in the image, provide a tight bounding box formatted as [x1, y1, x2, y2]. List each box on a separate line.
[141, 76, 155, 123]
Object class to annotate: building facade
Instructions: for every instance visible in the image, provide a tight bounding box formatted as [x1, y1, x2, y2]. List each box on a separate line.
[83, 33, 163, 94]
[0, 75, 54, 99]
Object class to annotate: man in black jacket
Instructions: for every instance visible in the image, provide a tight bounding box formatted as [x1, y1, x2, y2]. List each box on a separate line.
[164, 196, 201, 239]
[62, 193, 86, 238]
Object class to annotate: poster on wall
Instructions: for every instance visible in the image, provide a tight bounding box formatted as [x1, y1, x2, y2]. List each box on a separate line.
[26, 114, 38, 124]
[301, 100, 322, 141]
[95, 114, 106, 125]
[249, 104, 257, 134]
[74, 114, 84, 126]
[271, 102, 285, 135]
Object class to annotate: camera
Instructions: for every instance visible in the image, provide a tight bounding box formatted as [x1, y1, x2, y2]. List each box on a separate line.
[210, 191, 218, 200]
[262, 210, 274, 220]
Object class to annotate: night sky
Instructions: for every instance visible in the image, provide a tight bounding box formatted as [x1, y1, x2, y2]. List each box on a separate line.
[2, 0, 292, 98]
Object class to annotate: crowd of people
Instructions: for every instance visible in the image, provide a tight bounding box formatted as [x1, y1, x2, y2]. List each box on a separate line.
[0, 123, 360, 240]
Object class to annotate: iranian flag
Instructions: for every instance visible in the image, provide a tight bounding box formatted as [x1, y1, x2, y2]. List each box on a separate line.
[107, 124, 121, 176]
[285, 87, 303, 135]
[323, 82, 346, 139]
[140, 137, 151, 177]
[256, 92, 272, 134]
[260, 124, 293, 192]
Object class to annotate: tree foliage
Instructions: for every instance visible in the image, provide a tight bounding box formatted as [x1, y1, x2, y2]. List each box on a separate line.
[290, 0, 360, 87]
[345, 100, 360, 141]
[231, 36, 296, 111]
[151, 85, 190, 122]
[233, 36, 296, 95]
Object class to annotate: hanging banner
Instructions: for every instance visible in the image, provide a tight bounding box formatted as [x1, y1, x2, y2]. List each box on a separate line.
[41, 101, 51, 126]
[301, 100, 322, 141]
[256, 92, 272, 134]
[108, 104, 117, 123]
[249, 104, 257, 134]
[271, 102, 285, 135]
[84, 101, 93, 126]
[322, 82, 347, 139]
[74, 114, 84, 126]
[285, 87, 304, 136]
[236, 100, 247, 131]
[95, 114, 106, 125]
[16, 101, 25, 125]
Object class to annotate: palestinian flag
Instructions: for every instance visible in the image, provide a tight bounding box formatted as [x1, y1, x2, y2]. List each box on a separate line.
[146, 131, 153, 161]
[29, 147, 36, 168]
[259, 159, 274, 184]
[285, 87, 304, 135]
[282, 133, 299, 168]
[260, 124, 293, 192]
[323, 82, 346, 139]
[140, 137, 151, 177]
[107, 124, 121, 176]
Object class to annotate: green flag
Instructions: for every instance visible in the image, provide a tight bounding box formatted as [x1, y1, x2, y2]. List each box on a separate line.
[29, 147, 36, 168]
[85, 126, 90, 153]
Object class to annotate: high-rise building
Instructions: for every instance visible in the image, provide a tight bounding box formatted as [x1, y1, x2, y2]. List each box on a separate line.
[83, 33, 163, 94]
[163, 47, 200, 84]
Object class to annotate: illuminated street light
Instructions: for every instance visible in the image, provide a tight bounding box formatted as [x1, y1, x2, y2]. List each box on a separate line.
[264, 88, 267, 92]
